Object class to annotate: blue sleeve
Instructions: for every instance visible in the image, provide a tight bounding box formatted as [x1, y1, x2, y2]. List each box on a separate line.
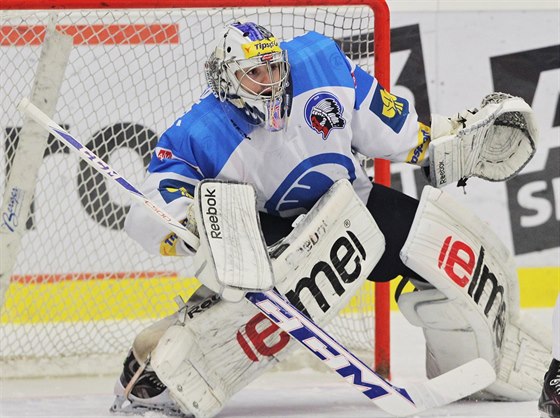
[149, 128, 203, 179]
[148, 96, 248, 183]
[283, 32, 355, 95]
[353, 65, 375, 110]
[350, 67, 430, 165]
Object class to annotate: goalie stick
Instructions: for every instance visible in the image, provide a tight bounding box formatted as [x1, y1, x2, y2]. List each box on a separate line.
[16, 99, 200, 252]
[18, 97, 496, 417]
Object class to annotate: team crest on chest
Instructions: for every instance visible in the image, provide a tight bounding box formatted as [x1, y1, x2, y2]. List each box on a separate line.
[304, 92, 346, 140]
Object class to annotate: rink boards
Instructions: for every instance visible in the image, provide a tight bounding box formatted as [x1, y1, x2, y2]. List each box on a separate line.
[1, 267, 557, 323]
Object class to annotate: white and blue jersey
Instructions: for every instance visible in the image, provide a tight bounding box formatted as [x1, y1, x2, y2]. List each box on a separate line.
[125, 31, 430, 256]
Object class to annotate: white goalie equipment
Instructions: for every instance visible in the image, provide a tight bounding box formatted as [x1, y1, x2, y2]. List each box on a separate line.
[399, 186, 551, 401]
[429, 93, 538, 188]
[193, 180, 274, 302]
[16, 98, 498, 417]
[150, 179, 385, 418]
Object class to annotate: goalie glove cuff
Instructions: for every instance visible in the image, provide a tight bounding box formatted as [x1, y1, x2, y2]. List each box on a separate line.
[179, 203, 199, 253]
[157, 203, 199, 256]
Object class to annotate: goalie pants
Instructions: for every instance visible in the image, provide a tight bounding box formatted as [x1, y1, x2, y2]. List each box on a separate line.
[258, 182, 423, 283]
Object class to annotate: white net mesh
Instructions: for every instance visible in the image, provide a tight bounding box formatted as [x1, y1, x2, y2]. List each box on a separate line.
[0, 6, 383, 377]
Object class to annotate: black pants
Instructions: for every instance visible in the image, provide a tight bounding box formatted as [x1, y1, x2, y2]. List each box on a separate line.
[259, 183, 424, 283]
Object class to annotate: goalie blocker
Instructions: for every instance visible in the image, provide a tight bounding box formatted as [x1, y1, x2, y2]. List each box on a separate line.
[398, 186, 551, 401]
[193, 180, 275, 302]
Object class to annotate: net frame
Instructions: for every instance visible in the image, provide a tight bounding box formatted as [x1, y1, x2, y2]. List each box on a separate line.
[0, 0, 391, 377]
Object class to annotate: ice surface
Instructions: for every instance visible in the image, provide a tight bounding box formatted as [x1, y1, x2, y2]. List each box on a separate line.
[0, 309, 551, 418]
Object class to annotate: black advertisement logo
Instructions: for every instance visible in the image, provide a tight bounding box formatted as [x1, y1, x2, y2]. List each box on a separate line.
[491, 45, 560, 254]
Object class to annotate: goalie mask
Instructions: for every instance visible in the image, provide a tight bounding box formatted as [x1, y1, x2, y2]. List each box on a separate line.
[205, 22, 291, 131]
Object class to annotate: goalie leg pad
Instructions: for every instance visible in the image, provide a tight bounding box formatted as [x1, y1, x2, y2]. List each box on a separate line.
[130, 314, 179, 363]
[398, 285, 552, 401]
[129, 285, 221, 363]
[151, 302, 275, 418]
[399, 185, 551, 401]
[151, 179, 385, 418]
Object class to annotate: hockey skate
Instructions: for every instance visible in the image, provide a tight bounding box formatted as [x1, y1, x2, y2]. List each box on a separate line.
[539, 359, 560, 418]
[110, 350, 186, 417]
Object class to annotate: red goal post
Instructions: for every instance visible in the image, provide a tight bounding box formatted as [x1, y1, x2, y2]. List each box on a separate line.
[0, 0, 391, 377]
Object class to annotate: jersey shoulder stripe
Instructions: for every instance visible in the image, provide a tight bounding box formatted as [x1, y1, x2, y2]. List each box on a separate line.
[353, 65, 375, 110]
[283, 32, 354, 96]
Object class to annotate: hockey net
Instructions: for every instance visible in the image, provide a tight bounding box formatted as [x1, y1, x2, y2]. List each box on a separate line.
[0, 0, 390, 378]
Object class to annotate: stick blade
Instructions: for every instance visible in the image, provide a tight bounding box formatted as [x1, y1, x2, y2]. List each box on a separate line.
[400, 358, 496, 416]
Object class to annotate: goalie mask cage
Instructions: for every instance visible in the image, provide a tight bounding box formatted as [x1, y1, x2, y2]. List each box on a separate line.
[0, 0, 391, 378]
